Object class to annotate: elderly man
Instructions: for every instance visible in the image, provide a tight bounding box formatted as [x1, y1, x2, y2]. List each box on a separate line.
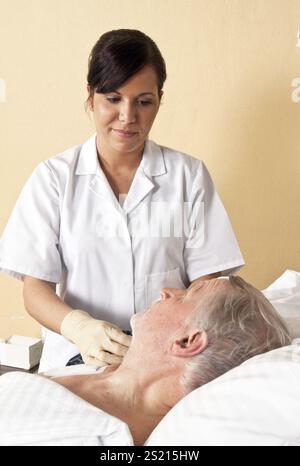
[49, 276, 290, 445]
[0, 276, 291, 446]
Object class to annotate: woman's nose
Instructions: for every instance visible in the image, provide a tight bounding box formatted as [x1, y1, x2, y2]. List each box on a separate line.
[119, 102, 137, 123]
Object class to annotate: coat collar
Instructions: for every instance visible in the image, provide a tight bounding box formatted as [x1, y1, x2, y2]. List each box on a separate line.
[76, 133, 167, 215]
[75, 133, 166, 177]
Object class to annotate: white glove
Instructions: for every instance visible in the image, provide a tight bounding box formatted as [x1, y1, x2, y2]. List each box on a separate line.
[60, 310, 132, 366]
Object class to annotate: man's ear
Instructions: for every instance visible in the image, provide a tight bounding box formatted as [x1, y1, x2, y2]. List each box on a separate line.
[171, 329, 208, 358]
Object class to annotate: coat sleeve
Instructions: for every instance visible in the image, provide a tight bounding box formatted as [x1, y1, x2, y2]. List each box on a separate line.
[183, 161, 245, 281]
[0, 162, 62, 283]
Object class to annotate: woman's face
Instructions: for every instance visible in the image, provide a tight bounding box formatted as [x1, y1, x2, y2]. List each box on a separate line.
[88, 65, 162, 156]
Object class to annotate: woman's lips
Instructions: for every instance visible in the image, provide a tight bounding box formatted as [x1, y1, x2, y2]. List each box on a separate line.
[113, 129, 138, 138]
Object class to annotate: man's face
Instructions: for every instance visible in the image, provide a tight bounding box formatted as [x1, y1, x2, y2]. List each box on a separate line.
[131, 278, 228, 336]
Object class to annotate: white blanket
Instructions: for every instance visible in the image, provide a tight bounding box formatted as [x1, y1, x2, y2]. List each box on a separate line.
[0, 371, 133, 446]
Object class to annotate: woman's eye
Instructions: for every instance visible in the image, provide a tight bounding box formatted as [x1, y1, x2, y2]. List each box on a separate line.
[138, 101, 152, 106]
[106, 97, 120, 103]
[106, 97, 152, 106]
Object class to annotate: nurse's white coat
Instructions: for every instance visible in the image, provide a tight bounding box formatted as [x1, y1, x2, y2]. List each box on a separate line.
[0, 134, 244, 370]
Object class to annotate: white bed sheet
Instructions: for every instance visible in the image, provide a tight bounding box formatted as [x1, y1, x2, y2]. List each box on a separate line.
[0, 368, 133, 446]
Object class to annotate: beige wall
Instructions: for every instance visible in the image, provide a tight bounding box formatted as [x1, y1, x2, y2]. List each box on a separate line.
[0, 0, 299, 338]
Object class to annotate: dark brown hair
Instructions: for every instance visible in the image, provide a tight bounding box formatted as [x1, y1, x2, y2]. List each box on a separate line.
[86, 29, 167, 104]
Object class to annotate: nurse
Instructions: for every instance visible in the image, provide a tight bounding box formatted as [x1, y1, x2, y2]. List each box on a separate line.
[0, 29, 245, 371]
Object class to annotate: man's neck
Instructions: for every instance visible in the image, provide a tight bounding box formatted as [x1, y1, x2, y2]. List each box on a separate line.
[56, 362, 184, 445]
[95, 365, 183, 445]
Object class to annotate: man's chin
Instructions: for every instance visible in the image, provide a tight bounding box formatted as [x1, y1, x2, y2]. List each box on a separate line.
[129, 314, 136, 330]
[129, 310, 147, 333]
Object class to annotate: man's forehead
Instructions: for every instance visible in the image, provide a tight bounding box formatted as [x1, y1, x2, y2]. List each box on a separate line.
[186, 277, 230, 298]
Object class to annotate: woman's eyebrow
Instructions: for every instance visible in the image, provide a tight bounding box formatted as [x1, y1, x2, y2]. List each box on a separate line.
[112, 91, 155, 96]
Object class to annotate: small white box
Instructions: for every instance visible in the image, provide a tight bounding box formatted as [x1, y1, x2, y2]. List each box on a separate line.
[0, 335, 43, 370]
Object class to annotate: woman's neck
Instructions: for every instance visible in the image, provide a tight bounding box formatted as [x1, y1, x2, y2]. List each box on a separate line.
[96, 136, 144, 173]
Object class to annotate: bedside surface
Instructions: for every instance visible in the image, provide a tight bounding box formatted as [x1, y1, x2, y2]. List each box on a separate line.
[0, 364, 39, 376]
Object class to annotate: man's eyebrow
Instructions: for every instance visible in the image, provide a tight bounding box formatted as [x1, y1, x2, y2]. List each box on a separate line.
[112, 91, 156, 97]
[183, 282, 206, 300]
[182, 289, 192, 302]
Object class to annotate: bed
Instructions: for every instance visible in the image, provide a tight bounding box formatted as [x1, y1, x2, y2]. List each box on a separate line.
[0, 269, 299, 446]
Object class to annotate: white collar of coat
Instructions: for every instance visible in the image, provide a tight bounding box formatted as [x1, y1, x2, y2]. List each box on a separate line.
[75, 133, 167, 177]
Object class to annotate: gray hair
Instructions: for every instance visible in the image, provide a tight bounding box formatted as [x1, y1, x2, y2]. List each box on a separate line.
[182, 276, 291, 392]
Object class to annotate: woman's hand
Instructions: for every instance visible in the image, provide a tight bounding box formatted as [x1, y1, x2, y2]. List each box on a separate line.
[60, 310, 132, 365]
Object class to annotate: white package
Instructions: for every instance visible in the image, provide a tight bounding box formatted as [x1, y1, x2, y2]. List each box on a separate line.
[0, 335, 43, 370]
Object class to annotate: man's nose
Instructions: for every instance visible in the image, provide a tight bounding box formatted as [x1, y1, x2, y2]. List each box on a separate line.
[119, 102, 137, 123]
[160, 288, 186, 300]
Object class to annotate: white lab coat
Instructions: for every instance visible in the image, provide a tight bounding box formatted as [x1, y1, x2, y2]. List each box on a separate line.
[0, 134, 244, 370]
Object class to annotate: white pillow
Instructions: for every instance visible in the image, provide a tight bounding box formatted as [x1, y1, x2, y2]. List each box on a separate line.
[145, 341, 300, 446]
[262, 270, 300, 338]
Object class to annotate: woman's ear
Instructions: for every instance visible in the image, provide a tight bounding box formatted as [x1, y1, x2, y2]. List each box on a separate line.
[86, 85, 94, 111]
[171, 329, 208, 358]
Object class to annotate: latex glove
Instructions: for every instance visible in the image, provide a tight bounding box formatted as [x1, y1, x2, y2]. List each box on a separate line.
[60, 310, 132, 366]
